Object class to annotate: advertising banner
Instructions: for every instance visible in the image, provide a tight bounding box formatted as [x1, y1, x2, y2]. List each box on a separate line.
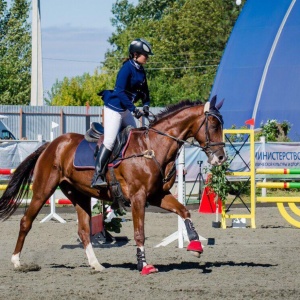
[184, 142, 300, 182]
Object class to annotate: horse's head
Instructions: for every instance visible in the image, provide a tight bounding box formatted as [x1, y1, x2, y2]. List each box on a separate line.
[194, 95, 227, 166]
[147, 98, 226, 166]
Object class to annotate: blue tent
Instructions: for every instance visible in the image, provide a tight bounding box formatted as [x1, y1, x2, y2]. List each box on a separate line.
[211, 0, 300, 140]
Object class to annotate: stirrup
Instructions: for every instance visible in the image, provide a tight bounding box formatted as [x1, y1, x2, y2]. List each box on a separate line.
[91, 176, 107, 189]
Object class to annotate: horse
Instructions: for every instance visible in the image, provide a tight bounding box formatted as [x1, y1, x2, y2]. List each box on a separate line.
[0, 96, 226, 275]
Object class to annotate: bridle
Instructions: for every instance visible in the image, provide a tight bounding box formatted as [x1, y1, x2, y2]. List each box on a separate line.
[195, 110, 225, 158]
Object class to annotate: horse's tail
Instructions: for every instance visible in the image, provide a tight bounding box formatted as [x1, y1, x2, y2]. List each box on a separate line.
[0, 142, 50, 221]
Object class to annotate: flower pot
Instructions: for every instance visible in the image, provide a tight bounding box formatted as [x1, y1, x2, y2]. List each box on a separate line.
[91, 214, 104, 236]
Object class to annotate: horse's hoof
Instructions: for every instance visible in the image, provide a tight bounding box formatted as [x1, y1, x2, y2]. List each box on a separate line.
[187, 240, 203, 257]
[140, 265, 158, 275]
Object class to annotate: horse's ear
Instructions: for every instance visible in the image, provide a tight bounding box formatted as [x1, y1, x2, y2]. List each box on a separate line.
[209, 95, 217, 109]
[204, 101, 210, 113]
[215, 98, 224, 110]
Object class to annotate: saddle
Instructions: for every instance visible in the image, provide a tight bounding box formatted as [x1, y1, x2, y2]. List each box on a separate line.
[81, 122, 134, 165]
[84, 122, 104, 142]
[81, 122, 133, 210]
[109, 125, 133, 163]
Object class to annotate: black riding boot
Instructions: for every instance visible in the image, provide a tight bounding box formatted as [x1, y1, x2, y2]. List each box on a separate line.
[91, 144, 112, 189]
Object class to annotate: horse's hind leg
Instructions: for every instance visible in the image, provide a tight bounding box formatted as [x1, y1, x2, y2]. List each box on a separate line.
[11, 177, 60, 268]
[152, 192, 203, 256]
[63, 185, 105, 272]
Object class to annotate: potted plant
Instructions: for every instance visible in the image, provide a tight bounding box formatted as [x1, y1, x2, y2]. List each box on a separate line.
[91, 201, 104, 236]
[91, 201, 126, 236]
[205, 160, 231, 227]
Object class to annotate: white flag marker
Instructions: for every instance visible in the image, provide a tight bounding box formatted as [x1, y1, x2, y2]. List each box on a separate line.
[51, 121, 59, 129]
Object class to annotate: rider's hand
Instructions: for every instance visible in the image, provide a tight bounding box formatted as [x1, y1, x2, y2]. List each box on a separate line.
[133, 108, 143, 119]
[143, 105, 149, 117]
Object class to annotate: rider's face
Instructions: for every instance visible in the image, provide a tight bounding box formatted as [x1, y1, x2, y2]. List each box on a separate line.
[135, 53, 148, 65]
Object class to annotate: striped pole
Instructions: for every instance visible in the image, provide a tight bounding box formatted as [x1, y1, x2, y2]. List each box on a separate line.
[0, 169, 15, 175]
[257, 168, 300, 175]
[45, 199, 72, 205]
[20, 199, 72, 205]
[0, 184, 32, 190]
[256, 168, 300, 228]
[257, 182, 300, 189]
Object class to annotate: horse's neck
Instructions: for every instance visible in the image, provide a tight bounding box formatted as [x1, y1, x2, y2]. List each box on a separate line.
[154, 108, 199, 141]
[149, 108, 200, 164]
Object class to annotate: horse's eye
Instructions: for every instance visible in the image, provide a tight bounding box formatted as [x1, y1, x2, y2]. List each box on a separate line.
[209, 124, 218, 131]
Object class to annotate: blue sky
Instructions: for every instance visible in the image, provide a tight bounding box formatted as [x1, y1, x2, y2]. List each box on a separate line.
[40, 0, 139, 93]
[7, 0, 138, 93]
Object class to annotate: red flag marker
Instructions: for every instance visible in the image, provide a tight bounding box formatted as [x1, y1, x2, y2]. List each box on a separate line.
[245, 118, 255, 126]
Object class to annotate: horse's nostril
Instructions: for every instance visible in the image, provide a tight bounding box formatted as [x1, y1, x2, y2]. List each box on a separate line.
[219, 155, 227, 163]
[219, 155, 227, 162]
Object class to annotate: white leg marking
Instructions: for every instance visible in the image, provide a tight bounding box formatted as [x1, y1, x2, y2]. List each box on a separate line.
[11, 253, 21, 268]
[85, 243, 105, 271]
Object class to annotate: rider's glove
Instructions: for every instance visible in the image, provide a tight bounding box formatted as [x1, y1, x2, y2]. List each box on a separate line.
[133, 108, 143, 119]
[143, 105, 149, 117]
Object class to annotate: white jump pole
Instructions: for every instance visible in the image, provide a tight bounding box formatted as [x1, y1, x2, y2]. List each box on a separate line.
[40, 122, 66, 224]
[177, 145, 186, 248]
[154, 146, 187, 247]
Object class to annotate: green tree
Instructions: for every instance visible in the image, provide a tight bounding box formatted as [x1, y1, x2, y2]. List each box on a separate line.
[47, 0, 242, 106]
[0, 0, 31, 105]
[256, 119, 291, 142]
[45, 69, 116, 106]
[105, 0, 242, 105]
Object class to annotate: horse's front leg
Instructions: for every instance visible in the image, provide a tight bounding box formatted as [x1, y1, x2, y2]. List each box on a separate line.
[131, 192, 158, 275]
[153, 192, 203, 257]
[75, 200, 105, 272]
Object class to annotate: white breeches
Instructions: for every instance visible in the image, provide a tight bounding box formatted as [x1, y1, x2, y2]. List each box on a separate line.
[103, 106, 137, 151]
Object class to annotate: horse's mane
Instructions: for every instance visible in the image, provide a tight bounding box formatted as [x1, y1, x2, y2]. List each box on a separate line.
[150, 99, 204, 127]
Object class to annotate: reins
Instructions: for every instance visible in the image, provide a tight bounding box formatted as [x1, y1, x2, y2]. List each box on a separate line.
[114, 106, 225, 183]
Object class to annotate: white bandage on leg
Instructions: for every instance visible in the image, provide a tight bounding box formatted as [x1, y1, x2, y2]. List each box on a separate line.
[11, 253, 21, 268]
[85, 243, 105, 271]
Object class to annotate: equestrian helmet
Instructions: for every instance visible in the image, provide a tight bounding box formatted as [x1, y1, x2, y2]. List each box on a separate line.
[129, 38, 153, 56]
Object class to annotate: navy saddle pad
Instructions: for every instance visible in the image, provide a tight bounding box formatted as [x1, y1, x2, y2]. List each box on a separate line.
[74, 128, 133, 169]
[74, 139, 97, 169]
[73, 139, 127, 169]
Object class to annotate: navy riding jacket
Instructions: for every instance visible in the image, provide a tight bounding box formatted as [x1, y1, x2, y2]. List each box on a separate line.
[101, 59, 150, 112]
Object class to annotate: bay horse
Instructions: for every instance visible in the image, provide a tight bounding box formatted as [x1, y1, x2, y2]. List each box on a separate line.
[0, 96, 226, 275]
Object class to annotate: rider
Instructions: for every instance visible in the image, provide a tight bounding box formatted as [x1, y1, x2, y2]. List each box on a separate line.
[91, 38, 153, 189]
